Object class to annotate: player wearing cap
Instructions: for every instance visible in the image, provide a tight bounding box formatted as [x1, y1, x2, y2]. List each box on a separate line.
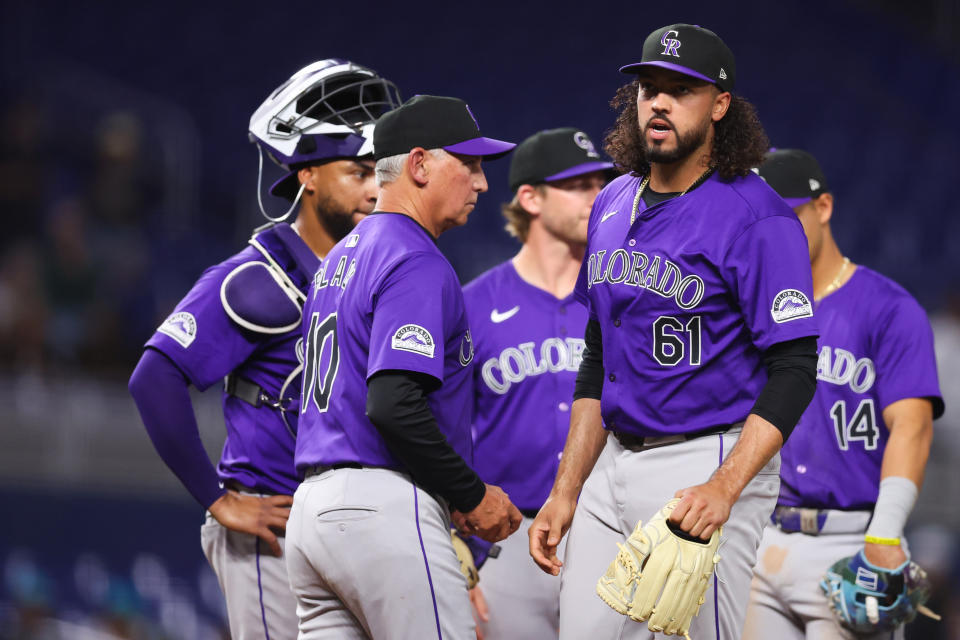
[743, 150, 944, 639]
[285, 95, 523, 640]
[128, 60, 400, 640]
[462, 128, 613, 638]
[528, 25, 820, 638]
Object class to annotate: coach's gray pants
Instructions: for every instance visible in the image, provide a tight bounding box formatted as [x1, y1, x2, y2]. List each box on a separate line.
[201, 513, 299, 640]
[285, 467, 476, 640]
[744, 516, 906, 640]
[559, 429, 780, 640]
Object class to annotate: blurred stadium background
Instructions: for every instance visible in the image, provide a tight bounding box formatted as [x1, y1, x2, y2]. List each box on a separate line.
[1, 0, 958, 638]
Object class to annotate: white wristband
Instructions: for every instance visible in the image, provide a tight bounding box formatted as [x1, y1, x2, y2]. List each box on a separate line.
[865, 476, 918, 542]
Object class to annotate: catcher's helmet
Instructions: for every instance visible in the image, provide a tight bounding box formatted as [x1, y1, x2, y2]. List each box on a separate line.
[249, 59, 401, 208]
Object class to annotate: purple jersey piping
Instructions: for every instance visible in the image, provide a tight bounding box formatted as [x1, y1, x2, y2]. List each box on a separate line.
[256, 538, 272, 640]
[413, 483, 443, 639]
[715, 433, 723, 639]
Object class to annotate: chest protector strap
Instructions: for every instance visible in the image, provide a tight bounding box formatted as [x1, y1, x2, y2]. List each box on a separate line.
[220, 223, 321, 334]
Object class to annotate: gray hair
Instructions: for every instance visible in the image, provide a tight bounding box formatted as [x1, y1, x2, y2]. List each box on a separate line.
[375, 149, 447, 187]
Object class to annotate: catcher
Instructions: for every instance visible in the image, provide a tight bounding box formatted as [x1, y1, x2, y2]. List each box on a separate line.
[742, 150, 945, 639]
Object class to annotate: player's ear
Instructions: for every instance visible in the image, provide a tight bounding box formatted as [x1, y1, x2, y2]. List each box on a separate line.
[815, 193, 834, 225]
[711, 90, 731, 122]
[515, 184, 542, 217]
[407, 148, 429, 186]
[298, 166, 316, 194]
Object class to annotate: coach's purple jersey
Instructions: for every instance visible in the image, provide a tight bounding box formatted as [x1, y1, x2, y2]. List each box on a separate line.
[575, 172, 818, 437]
[145, 224, 318, 494]
[464, 261, 588, 511]
[778, 267, 943, 510]
[295, 212, 475, 472]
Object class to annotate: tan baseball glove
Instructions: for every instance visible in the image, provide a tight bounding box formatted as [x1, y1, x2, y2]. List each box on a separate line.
[451, 529, 479, 589]
[596, 499, 721, 639]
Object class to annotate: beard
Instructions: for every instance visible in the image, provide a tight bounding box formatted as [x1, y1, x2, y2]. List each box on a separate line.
[313, 194, 357, 242]
[644, 114, 711, 164]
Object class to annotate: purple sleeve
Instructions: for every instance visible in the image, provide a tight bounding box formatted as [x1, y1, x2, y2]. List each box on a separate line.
[129, 348, 226, 509]
[874, 296, 944, 418]
[367, 252, 456, 382]
[722, 216, 818, 351]
[146, 264, 259, 390]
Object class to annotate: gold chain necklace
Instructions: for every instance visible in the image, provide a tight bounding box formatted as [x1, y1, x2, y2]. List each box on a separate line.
[818, 256, 851, 300]
[630, 168, 715, 224]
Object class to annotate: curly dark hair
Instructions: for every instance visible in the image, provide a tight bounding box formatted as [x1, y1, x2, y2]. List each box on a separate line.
[603, 79, 769, 181]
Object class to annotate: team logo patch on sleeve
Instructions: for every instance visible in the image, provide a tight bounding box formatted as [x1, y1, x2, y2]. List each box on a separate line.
[771, 289, 813, 323]
[158, 311, 197, 347]
[391, 324, 435, 357]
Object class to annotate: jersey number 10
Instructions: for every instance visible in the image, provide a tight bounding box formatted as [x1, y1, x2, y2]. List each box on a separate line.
[302, 311, 340, 413]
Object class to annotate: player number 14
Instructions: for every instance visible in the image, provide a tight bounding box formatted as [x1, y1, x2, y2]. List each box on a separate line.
[829, 399, 880, 450]
[652, 315, 701, 367]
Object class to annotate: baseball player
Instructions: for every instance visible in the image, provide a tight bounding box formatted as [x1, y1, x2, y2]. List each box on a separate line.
[462, 127, 613, 638]
[285, 95, 523, 640]
[742, 149, 945, 639]
[528, 25, 821, 639]
[128, 60, 400, 640]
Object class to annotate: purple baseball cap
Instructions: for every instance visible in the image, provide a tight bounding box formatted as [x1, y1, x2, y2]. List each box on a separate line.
[620, 24, 736, 93]
[508, 128, 615, 191]
[373, 95, 515, 161]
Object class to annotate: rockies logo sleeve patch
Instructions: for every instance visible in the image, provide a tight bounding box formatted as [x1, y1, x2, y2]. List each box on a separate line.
[158, 311, 198, 348]
[391, 324, 436, 357]
[771, 289, 813, 323]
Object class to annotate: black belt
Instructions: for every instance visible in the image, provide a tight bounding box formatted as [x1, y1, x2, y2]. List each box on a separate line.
[613, 423, 735, 452]
[520, 509, 540, 519]
[225, 375, 297, 412]
[303, 462, 364, 478]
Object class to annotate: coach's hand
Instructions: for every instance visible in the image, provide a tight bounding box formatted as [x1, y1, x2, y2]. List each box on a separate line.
[670, 480, 734, 540]
[458, 484, 522, 543]
[209, 490, 294, 557]
[529, 494, 576, 576]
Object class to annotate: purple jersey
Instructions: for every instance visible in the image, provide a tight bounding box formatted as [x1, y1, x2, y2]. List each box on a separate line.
[464, 261, 588, 511]
[575, 172, 818, 437]
[778, 267, 943, 510]
[295, 213, 475, 471]
[145, 223, 319, 494]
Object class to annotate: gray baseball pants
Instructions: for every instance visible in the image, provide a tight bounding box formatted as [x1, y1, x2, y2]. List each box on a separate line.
[285, 466, 476, 639]
[744, 515, 904, 640]
[201, 511, 299, 640]
[558, 428, 780, 640]
[477, 514, 565, 639]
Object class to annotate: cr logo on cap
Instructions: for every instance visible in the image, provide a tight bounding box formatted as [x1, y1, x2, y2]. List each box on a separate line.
[573, 131, 600, 158]
[660, 30, 681, 57]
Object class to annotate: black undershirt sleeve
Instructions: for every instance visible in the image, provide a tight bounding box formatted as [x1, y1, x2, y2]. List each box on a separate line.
[573, 318, 605, 401]
[750, 336, 818, 442]
[366, 370, 486, 513]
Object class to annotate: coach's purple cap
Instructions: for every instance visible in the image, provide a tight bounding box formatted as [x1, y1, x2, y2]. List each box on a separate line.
[620, 24, 736, 93]
[508, 128, 615, 191]
[373, 95, 515, 160]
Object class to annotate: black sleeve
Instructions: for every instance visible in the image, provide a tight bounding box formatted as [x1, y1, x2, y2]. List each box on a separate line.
[573, 318, 605, 401]
[750, 336, 818, 442]
[366, 370, 486, 512]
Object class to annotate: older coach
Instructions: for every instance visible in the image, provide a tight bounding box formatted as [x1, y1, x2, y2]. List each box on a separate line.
[285, 95, 523, 640]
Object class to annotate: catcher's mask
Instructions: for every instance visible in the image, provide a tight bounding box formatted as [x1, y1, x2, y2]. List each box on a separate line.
[248, 59, 401, 221]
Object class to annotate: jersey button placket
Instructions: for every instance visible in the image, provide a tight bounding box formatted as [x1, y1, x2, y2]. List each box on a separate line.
[613, 318, 621, 327]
